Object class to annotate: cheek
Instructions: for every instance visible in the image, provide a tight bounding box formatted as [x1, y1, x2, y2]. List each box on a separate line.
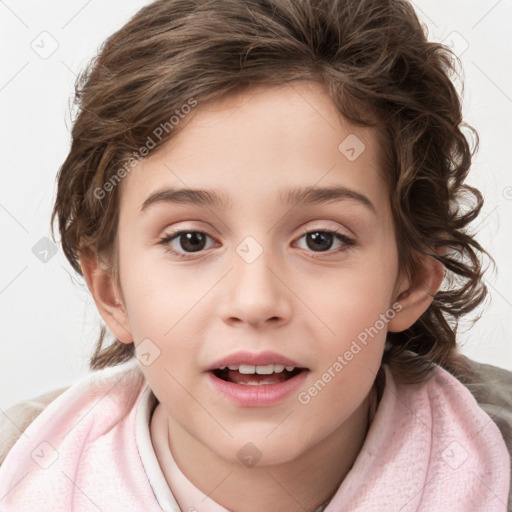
[305, 247, 398, 375]
[118, 256, 208, 383]
[299, 275, 393, 417]
[117, 246, 188, 338]
[315, 266, 398, 338]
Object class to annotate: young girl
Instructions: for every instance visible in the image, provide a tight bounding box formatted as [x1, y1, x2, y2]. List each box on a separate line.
[0, 0, 510, 510]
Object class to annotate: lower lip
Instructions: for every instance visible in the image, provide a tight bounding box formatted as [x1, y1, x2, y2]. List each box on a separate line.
[207, 370, 308, 407]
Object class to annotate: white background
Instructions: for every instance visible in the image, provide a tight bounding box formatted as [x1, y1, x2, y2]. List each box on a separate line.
[1, 0, 511, 411]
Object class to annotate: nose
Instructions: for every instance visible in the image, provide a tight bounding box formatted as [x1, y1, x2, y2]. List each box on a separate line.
[219, 241, 293, 329]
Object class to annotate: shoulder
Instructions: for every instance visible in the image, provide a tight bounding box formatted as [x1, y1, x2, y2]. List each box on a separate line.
[0, 386, 69, 466]
[458, 355, 512, 451]
[0, 358, 143, 468]
[456, 355, 512, 507]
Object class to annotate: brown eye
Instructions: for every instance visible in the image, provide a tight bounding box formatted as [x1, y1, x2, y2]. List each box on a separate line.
[305, 231, 335, 252]
[176, 232, 208, 252]
[159, 230, 216, 258]
[295, 228, 355, 255]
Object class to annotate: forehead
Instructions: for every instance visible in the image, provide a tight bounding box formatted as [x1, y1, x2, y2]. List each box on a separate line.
[119, 81, 389, 217]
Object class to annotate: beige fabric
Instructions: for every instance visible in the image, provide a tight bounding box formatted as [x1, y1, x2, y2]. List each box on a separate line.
[0, 386, 69, 466]
[458, 354, 512, 511]
[1, 357, 511, 505]
[461, 357, 512, 451]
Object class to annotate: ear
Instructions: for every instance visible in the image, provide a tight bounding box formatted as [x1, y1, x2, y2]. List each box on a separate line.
[80, 250, 133, 344]
[387, 253, 445, 332]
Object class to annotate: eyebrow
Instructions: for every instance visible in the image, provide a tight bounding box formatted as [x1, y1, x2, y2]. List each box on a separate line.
[140, 185, 376, 214]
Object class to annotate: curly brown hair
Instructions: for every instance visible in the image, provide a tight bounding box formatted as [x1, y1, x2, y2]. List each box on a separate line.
[51, 0, 489, 385]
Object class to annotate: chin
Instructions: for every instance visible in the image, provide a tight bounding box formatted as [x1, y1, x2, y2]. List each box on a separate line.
[218, 431, 312, 468]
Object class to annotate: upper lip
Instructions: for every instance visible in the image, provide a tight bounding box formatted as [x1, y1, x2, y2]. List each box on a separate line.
[207, 351, 305, 371]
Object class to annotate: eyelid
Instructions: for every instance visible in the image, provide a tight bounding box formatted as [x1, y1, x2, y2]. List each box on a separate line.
[294, 226, 355, 254]
[158, 228, 217, 259]
[158, 223, 356, 260]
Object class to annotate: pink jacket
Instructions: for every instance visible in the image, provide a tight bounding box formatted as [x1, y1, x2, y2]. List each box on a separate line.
[0, 359, 509, 511]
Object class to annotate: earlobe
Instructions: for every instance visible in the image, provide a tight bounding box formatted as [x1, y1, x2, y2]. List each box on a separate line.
[80, 251, 133, 344]
[387, 254, 445, 333]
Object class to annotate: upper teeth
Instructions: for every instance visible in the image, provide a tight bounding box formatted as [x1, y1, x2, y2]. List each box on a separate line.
[219, 364, 296, 374]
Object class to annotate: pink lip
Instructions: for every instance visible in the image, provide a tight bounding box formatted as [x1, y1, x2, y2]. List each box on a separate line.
[206, 350, 308, 407]
[207, 350, 304, 371]
[207, 369, 308, 407]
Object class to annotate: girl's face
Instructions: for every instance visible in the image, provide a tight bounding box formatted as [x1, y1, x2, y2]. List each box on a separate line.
[111, 81, 405, 466]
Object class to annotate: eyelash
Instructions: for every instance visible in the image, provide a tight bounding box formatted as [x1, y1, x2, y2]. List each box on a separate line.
[157, 227, 355, 259]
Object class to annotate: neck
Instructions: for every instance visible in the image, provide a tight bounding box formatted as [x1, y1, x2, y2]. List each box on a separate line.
[155, 388, 375, 512]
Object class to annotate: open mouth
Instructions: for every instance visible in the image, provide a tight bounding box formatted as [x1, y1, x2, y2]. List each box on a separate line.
[207, 356, 310, 406]
[212, 364, 305, 386]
